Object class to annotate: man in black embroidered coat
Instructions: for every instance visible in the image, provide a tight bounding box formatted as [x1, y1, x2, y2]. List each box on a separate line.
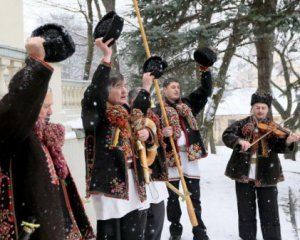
[0, 37, 94, 240]
[154, 68, 213, 240]
[222, 92, 300, 240]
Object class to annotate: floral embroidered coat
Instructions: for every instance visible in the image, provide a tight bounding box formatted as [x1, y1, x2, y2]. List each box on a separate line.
[81, 64, 151, 202]
[154, 71, 213, 167]
[0, 56, 94, 240]
[222, 116, 294, 187]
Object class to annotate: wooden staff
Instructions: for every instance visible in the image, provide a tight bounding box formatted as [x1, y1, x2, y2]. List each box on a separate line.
[132, 0, 198, 227]
[136, 140, 151, 183]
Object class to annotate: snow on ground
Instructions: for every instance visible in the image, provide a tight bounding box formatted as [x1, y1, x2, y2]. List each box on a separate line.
[65, 145, 300, 240]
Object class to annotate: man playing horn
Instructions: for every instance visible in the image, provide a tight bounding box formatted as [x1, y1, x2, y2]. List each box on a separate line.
[129, 87, 169, 240]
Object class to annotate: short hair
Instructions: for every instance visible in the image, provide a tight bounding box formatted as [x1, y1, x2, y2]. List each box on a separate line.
[108, 74, 124, 87]
[163, 78, 180, 88]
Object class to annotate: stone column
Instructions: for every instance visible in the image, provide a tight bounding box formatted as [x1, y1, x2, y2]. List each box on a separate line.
[0, 58, 9, 98]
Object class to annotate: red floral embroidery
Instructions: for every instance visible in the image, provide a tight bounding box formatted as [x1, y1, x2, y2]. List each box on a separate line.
[187, 143, 204, 160]
[109, 177, 128, 199]
[42, 145, 60, 185]
[175, 103, 198, 130]
[66, 224, 82, 240]
[0, 172, 16, 239]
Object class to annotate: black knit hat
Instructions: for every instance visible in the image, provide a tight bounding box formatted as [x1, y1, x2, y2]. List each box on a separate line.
[31, 23, 75, 62]
[143, 56, 168, 78]
[251, 92, 273, 108]
[93, 11, 124, 46]
[193, 47, 217, 67]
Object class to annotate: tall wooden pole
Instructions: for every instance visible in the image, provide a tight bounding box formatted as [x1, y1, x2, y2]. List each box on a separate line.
[132, 0, 198, 227]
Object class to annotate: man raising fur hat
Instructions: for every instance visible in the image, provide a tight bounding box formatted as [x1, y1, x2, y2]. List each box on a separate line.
[0, 28, 94, 239]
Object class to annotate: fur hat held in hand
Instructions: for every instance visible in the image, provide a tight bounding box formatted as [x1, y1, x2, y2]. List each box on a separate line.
[31, 23, 75, 62]
[193, 47, 217, 67]
[143, 56, 168, 79]
[93, 11, 124, 46]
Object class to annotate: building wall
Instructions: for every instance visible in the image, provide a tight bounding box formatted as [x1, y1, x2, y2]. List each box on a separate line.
[0, 1, 64, 118]
[0, 0, 24, 49]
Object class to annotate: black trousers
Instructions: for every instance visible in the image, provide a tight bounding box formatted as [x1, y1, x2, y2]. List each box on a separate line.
[144, 201, 165, 240]
[167, 178, 208, 240]
[97, 209, 147, 240]
[235, 181, 281, 240]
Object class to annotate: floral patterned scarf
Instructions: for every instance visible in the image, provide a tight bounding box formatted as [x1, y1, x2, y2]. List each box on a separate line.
[34, 119, 69, 179]
[106, 104, 132, 158]
[163, 101, 199, 140]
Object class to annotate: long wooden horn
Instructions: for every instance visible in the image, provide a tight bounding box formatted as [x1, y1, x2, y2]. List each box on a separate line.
[132, 0, 199, 227]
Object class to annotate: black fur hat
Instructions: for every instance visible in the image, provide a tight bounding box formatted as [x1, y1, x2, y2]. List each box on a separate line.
[143, 56, 168, 79]
[251, 92, 273, 108]
[193, 47, 217, 67]
[93, 11, 124, 46]
[31, 23, 75, 62]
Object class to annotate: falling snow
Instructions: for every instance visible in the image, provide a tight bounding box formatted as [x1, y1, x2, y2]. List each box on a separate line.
[65, 146, 300, 240]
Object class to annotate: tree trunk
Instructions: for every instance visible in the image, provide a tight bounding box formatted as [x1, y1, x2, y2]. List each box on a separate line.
[94, 0, 102, 20]
[209, 125, 216, 154]
[101, 0, 120, 74]
[83, 0, 94, 80]
[201, 15, 245, 146]
[196, 0, 214, 146]
[252, 0, 277, 93]
[101, 0, 115, 11]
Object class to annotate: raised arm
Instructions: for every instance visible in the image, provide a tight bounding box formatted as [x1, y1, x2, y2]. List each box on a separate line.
[81, 38, 113, 133]
[0, 38, 53, 151]
[131, 72, 154, 115]
[183, 70, 213, 115]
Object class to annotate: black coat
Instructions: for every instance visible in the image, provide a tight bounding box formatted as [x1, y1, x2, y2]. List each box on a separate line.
[0, 56, 93, 240]
[81, 63, 151, 201]
[154, 71, 212, 166]
[222, 116, 293, 186]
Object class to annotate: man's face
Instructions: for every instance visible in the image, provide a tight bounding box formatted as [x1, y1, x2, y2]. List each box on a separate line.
[108, 80, 129, 105]
[39, 91, 53, 122]
[251, 103, 269, 120]
[163, 82, 181, 102]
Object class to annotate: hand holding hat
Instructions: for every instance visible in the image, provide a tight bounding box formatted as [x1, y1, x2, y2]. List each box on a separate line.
[93, 11, 124, 47]
[193, 47, 217, 69]
[31, 23, 75, 62]
[142, 56, 168, 79]
[25, 37, 46, 60]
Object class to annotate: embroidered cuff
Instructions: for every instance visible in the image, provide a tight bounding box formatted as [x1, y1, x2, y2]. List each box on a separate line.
[29, 55, 54, 71]
[101, 59, 112, 67]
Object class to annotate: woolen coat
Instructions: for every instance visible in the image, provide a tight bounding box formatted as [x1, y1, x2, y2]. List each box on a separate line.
[0, 56, 94, 240]
[222, 116, 294, 186]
